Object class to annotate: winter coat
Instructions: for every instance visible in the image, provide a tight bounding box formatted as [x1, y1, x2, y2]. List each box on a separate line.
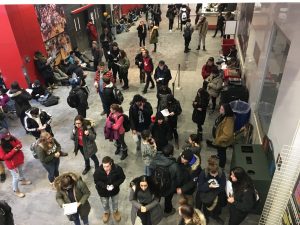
[93, 163, 126, 197]
[94, 70, 114, 93]
[137, 24, 147, 38]
[24, 109, 52, 138]
[36, 138, 61, 164]
[141, 140, 157, 166]
[182, 144, 201, 159]
[0, 137, 24, 170]
[7, 89, 32, 117]
[135, 53, 144, 69]
[216, 15, 225, 29]
[100, 33, 113, 50]
[157, 87, 172, 112]
[231, 186, 256, 213]
[166, 99, 182, 128]
[197, 168, 226, 195]
[102, 83, 117, 107]
[177, 154, 202, 195]
[118, 57, 130, 75]
[150, 121, 170, 151]
[142, 56, 154, 73]
[86, 22, 98, 41]
[72, 86, 89, 110]
[107, 48, 120, 68]
[149, 152, 181, 197]
[154, 65, 172, 86]
[129, 102, 153, 132]
[34, 58, 54, 79]
[0, 200, 14, 225]
[183, 23, 194, 39]
[201, 64, 218, 80]
[213, 116, 234, 147]
[192, 88, 210, 125]
[55, 172, 91, 219]
[149, 26, 159, 44]
[104, 112, 125, 141]
[129, 188, 163, 225]
[207, 74, 223, 98]
[71, 123, 97, 159]
[196, 20, 208, 36]
[166, 8, 176, 20]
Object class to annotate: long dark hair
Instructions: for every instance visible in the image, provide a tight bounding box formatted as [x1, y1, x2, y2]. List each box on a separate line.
[230, 167, 255, 195]
[0, 136, 17, 153]
[132, 175, 157, 199]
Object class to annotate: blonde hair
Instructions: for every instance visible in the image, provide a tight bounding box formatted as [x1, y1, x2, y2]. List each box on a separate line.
[39, 131, 54, 152]
[207, 156, 219, 174]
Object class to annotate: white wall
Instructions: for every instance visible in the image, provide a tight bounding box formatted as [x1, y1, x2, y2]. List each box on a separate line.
[241, 3, 300, 157]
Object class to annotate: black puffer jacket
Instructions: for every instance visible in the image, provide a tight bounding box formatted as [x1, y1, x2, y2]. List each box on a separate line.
[93, 163, 126, 197]
[192, 87, 209, 125]
[72, 86, 89, 110]
[149, 152, 181, 197]
[102, 83, 117, 107]
[129, 102, 153, 132]
[154, 65, 172, 86]
[7, 89, 32, 117]
[24, 109, 52, 138]
[150, 121, 170, 151]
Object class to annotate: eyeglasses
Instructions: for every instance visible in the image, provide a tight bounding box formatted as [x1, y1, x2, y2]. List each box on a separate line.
[75, 122, 82, 125]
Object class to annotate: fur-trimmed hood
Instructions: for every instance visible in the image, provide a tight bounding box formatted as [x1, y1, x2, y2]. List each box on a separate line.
[54, 172, 80, 191]
[191, 154, 201, 171]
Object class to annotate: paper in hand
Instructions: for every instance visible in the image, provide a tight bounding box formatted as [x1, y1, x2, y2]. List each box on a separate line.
[160, 109, 170, 117]
[63, 202, 78, 215]
[226, 180, 233, 197]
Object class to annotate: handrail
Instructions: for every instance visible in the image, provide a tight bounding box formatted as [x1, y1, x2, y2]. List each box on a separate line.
[172, 64, 181, 96]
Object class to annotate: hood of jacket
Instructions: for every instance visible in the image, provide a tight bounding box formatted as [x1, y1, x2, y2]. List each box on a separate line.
[105, 82, 114, 88]
[54, 172, 79, 191]
[191, 154, 201, 171]
[153, 152, 176, 167]
[25, 108, 41, 118]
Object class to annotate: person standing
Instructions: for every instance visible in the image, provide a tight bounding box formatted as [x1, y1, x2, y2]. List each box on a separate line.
[91, 41, 103, 72]
[212, 12, 225, 38]
[94, 156, 126, 223]
[149, 23, 159, 53]
[227, 167, 257, 225]
[69, 78, 89, 118]
[86, 19, 99, 45]
[7, 81, 32, 128]
[224, 12, 235, 39]
[154, 60, 172, 90]
[0, 130, 31, 198]
[192, 81, 210, 140]
[180, 6, 189, 32]
[141, 130, 157, 176]
[71, 115, 99, 175]
[107, 42, 121, 82]
[55, 172, 91, 225]
[135, 47, 146, 84]
[137, 21, 147, 47]
[105, 104, 128, 160]
[201, 57, 218, 80]
[183, 19, 194, 53]
[142, 50, 155, 94]
[100, 27, 113, 61]
[166, 5, 176, 32]
[150, 112, 170, 152]
[206, 104, 234, 168]
[207, 68, 223, 113]
[116, 50, 130, 90]
[196, 16, 208, 51]
[129, 95, 153, 151]
[102, 76, 118, 116]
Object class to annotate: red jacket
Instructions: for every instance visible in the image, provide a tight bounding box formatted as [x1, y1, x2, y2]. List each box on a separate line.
[87, 22, 98, 41]
[106, 112, 125, 134]
[0, 138, 24, 170]
[201, 64, 218, 80]
[94, 70, 115, 93]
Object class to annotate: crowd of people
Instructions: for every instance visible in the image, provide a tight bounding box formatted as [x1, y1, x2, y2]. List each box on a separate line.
[0, 4, 257, 225]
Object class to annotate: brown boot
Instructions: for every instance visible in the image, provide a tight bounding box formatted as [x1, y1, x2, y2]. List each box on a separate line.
[14, 190, 25, 198]
[102, 212, 110, 223]
[113, 210, 121, 222]
[20, 180, 32, 185]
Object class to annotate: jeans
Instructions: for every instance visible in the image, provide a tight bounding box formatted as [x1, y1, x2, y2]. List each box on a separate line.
[73, 213, 89, 225]
[143, 72, 155, 92]
[42, 158, 60, 183]
[100, 195, 119, 213]
[198, 34, 206, 48]
[99, 91, 105, 112]
[139, 68, 145, 83]
[77, 107, 87, 118]
[137, 210, 152, 225]
[78, 145, 100, 169]
[9, 165, 25, 191]
[116, 133, 127, 151]
[153, 43, 157, 52]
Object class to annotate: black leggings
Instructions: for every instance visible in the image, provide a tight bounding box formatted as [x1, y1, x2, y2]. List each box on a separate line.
[139, 37, 146, 47]
[169, 19, 174, 30]
[78, 145, 99, 169]
[137, 210, 152, 225]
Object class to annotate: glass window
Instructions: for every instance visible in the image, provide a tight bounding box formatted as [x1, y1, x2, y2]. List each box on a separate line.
[258, 25, 290, 133]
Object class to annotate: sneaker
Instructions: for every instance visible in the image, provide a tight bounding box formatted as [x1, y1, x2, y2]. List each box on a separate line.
[0, 173, 6, 183]
[169, 29, 172, 32]
[82, 167, 91, 175]
[164, 208, 176, 217]
[20, 180, 32, 185]
[113, 210, 121, 222]
[102, 212, 110, 223]
[14, 190, 25, 198]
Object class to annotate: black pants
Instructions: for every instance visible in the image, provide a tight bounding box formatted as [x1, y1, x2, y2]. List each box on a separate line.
[213, 27, 223, 37]
[44, 75, 55, 87]
[77, 107, 87, 118]
[78, 145, 99, 169]
[228, 205, 248, 225]
[184, 37, 191, 51]
[223, 34, 231, 39]
[111, 64, 120, 81]
[168, 119, 178, 141]
[180, 21, 187, 31]
[120, 71, 129, 88]
[116, 133, 128, 151]
[153, 43, 157, 52]
[217, 146, 227, 168]
[197, 123, 203, 140]
[164, 193, 174, 213]
[19, 111, 26, 128]
[169, 19, 174, 30]
[139, 68, 145, 83]
[137, 209, 152, 225]
[211, 96, 217, 110]
[144, 72, 155, 92]
[139, 37, 146, 47]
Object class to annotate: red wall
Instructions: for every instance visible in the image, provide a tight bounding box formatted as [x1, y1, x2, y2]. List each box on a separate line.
[0, 5, 26, 88]
[6, 5, 46, 86]
[121, 4, 143, 15]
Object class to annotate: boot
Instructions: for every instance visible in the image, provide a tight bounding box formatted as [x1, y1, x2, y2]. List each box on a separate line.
[82, 166, 91, 175]
[203, 45, 206, 51]
[0, 173, 6, 183]
[14, 190, 25, 198]
[120, 150, 128, 160]
[20, 179, 32, 185]
[196, 45, 200, 50]
[113, 211, 121, 222]
[115, 147, 121, 155]
[102, 212, 110, 223]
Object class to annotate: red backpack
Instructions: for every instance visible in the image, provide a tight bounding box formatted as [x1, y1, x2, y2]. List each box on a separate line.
[143, 57, 153, 73]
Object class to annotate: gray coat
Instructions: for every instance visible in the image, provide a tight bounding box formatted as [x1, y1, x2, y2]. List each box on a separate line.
[129, 188, 163, 225]
[71, 125, 97, 159]
[207, 74, 223, 98]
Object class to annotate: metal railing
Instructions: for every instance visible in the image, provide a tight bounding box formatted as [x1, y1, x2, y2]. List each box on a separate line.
[172, 64, 181, 96]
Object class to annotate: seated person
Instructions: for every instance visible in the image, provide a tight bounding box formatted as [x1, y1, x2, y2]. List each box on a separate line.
[202, 57, 218, 80]
[68, 51, 94, 72]
[52, 66, 69, 85]
[73, 47, 93, 64]
[30, 80, 50, 102]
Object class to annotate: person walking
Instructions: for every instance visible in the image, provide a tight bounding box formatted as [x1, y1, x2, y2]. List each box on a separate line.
[141, 130, 157, 176]
[149, 23, 159, 53]
[166, 5, 176, 32]
[102, 76, 118, 116]
[91, 41, 103, 72]
[135, 47, 146, 84]
[55, 172, 91, 225]
[107, 42, 121, 82]
[142, 50, 155, 94]
[154, 60, 172, 90]
[212, 12, 225, 38]
[86, 19, 99, 45]
[104, 104, 128, 160]
[71, 115, 100, 175]
[137, 21, 147, 47]
[192, 81, 210, 140]
[206, 103, 235, 168]
[93, 156, 126, 223]
[196, 16, 208, 51]
[100, 27, 113, 61]
[116, 50, 130, 90]
[183, 19, 194, 53]
[0, 130, 31, 198]
[151, 112, 170, 152]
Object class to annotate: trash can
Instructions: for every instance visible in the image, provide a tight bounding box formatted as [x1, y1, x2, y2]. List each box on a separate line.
[229, 100, 251, 131]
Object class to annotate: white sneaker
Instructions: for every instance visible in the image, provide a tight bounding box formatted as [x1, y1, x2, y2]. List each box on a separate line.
[169, 29, 172, 32]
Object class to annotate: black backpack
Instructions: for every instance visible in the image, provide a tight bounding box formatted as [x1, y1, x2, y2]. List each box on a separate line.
[113, 87, 124, 105]
[42, 95, 59, 107]
[67, 89, 79, 108]
[153, 165, 172, 194]
[118, 114, 130, 132]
